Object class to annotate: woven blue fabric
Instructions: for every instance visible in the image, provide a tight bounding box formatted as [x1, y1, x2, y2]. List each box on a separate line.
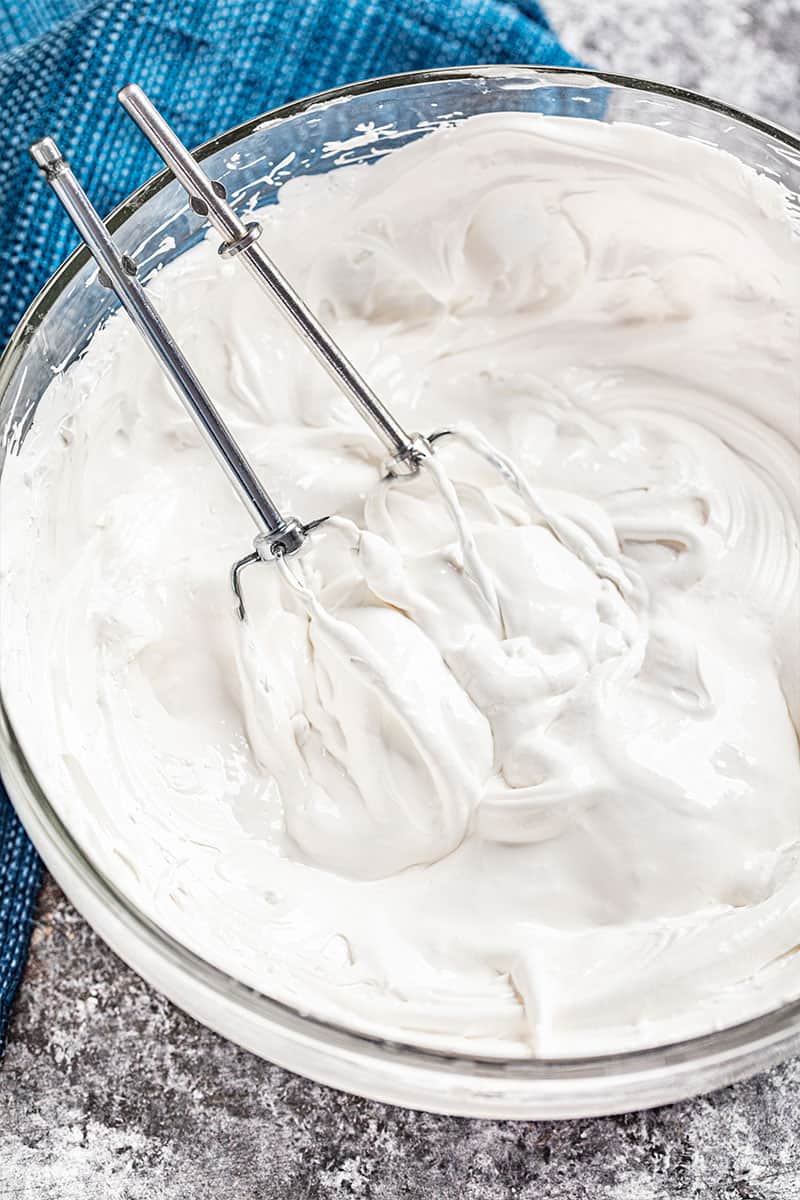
[0, 0, 578, 1044]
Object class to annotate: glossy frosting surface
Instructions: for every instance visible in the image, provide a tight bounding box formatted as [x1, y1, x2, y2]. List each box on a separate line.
[2, 113, 800, 1055]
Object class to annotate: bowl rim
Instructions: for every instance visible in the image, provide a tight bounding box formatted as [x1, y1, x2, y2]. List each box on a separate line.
[2, 63, 800, 1116]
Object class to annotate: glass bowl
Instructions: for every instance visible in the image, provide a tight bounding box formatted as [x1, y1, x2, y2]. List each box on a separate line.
[2, 66, 800, 1119]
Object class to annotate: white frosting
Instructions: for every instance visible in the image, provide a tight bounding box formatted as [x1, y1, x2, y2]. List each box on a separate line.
[2, 113, 800, 1057]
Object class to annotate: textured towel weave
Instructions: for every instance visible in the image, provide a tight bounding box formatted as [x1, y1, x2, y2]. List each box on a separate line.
[0, 0, 578, 1044]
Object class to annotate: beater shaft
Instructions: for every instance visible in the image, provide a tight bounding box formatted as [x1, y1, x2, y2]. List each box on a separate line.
[118, 83, 429, 474]
[30, 136, 310, 561]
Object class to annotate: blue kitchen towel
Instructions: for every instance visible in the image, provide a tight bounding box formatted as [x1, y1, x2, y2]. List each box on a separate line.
[0, 0, 578, 1045]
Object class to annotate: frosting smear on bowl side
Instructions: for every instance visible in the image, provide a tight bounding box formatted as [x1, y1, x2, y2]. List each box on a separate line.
[2, 112, 800, 1056]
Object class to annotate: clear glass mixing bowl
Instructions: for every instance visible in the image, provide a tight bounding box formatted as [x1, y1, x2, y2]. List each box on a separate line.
[1, 67, 799, 1119]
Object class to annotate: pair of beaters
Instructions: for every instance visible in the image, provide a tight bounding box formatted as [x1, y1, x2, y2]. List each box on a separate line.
[30, 86, 495, 617]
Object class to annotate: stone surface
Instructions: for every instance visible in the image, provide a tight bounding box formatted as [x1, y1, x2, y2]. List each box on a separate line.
[547, 0, 800, 130]
[3, 3, 800, 1197]
[3, 877, 800, 1198]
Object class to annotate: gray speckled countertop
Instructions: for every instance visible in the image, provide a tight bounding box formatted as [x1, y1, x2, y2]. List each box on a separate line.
[3, 4, 800, 1197]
